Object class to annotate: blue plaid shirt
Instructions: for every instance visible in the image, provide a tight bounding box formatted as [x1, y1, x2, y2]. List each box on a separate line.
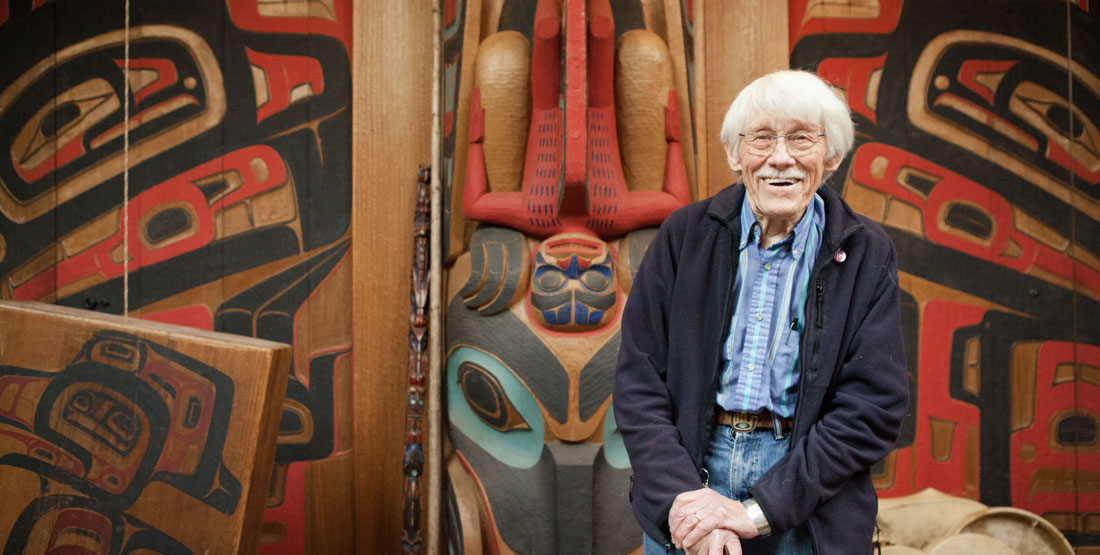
[715, 193, 825, 417]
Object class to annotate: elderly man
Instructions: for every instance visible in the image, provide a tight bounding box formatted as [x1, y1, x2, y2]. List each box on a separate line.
[614, 69, 909, 554]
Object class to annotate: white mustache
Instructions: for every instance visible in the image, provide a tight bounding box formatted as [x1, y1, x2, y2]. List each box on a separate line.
[755, 170, 805, 180]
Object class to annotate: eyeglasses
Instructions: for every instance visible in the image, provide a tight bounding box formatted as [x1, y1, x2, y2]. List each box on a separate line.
[738, 132, 826, 155]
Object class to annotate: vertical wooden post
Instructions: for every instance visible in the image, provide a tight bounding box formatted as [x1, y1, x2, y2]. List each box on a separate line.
[695, 0, 788, 200]
[353, 2, 436, 553]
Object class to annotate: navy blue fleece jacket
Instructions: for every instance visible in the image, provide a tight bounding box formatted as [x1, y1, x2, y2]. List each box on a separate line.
[613, 182, 909, 554]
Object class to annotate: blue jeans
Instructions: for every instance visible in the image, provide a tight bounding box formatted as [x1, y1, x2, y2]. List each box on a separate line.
[643, 425, 814, 554]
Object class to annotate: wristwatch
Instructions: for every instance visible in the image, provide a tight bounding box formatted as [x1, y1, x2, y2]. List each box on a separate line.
[742, 497, 772, 536]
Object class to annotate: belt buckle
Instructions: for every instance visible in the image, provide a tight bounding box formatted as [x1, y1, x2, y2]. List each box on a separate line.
[730, 412, 759, 433]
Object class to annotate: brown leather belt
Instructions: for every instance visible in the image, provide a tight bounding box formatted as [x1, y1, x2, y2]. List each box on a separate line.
[715, 408, 793, 433]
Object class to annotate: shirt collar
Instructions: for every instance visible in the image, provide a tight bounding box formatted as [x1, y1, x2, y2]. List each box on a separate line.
[739, 193, 825, 260]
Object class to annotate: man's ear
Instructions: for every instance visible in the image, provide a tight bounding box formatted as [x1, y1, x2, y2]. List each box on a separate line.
[824, 155, 842, 172]
[725, 145, 742, 173]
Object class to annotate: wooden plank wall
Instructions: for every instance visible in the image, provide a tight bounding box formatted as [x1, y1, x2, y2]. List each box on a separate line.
[694, 1, 788, 200]
[352, 2, 436, 554]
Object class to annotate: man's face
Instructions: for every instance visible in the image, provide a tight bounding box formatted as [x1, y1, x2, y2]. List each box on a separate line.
[727, 114, 841, 225]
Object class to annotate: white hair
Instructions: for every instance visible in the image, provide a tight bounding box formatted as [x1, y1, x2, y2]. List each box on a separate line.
[718, 69, 854, 165]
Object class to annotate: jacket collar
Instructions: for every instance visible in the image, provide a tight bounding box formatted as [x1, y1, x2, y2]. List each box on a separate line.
[707, 181, 864, 254]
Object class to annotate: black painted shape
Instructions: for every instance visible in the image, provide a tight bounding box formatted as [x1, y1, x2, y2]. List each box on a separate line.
[498, 0, 537, 37]
[275, 351, 339, 463]
[443, 470, 464, 555]
[145, 207, 194, 244]
[447, 296, 570, 423]
[215, 240, 349, 338]
[457, 362, 529, 431]
[885, 228, 1100, 320]
[530, 290, 572, 310]
[577, 333, 620, 422]
[447, 427, 557, 555]
[461, 227, 526, 315]
[110, 332, 239, 514]
[120, 527, 193, 555]
[56, 227, 302, 315]
[215, 241, 349, 463]
[573, 289, 617, 311]
[608, 0, 646, 39]
[547, 443, 601, 555]
[3, 495, 126, 555]
[1057, 415, 1097, 445]
[23, 362, 170, 508]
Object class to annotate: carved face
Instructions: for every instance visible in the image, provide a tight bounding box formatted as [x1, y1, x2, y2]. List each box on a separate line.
[445, 226, 645, 554]
[529, 233, 618, 332]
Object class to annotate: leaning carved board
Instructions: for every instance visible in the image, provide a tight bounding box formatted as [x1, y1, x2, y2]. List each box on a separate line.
[0, 300, 290, 554]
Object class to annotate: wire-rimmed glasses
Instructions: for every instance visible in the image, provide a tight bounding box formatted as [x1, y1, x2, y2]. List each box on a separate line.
[738, 132, 826, 155]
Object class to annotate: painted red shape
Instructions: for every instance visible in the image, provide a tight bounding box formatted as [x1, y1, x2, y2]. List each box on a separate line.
[914, 300, 986, 498]
[89, 95, 200, 150]
[563, 0, 588, 194]
[114, 58, 181, 105]
[246, 48, 325, 123]
[817, 55, 887, 124]
[47, 508, 113, 554]
[0, 1, 8, 27]
[850, 142, 1100, 300]
[1011, 341, 1100, 517]
[14, 145, 289, 302]
[1045, 133, 1100, 184]
[957, 59, 1018, 106]
[226, 0, 352, 56]
[259, 461, 307, 555]
[788, 0, 903, 53]
[462, 0, 690, 239]
[444, 0, 456, 28]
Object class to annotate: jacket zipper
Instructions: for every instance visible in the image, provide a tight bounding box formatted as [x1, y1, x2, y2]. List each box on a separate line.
[811, 279, 824, 373]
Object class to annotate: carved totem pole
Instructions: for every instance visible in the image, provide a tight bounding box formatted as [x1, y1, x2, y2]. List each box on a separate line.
[443, 0, 697, 553]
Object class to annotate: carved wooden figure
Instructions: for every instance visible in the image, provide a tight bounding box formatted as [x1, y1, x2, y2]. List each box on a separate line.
[444, 0, 696, 553]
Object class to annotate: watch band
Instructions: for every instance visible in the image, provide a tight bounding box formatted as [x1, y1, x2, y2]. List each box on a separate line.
[743, 497, 772, 536]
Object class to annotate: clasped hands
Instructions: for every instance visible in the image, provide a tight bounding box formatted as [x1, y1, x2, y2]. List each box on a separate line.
[669, 487, 760, 554]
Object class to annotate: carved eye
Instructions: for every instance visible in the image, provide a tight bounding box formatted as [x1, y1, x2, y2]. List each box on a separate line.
[580, 268, 610, 291]
[535, 268, 566, 292]
[456, 362, 530, 432]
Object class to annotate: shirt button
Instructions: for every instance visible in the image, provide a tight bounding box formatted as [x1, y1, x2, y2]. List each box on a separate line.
[793, 249, 800, 257]
[763, 263, 772, 271]
[748, 363, 756, 371]
[756, 313, 763, 321]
